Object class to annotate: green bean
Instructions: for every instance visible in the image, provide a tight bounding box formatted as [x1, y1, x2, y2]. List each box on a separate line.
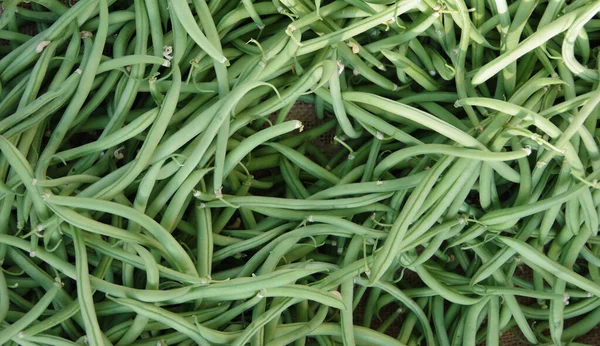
[16, 333, 81, 346]
[344, 92, 484, 149]
[223, 121, 302, 178]
[374, 143, 527, 180]
[43, 194, 197, 275]
[561, 307, 600, 341]
[561, 2, 600, 82]
[149, 81, 281, 217]
[466, 242, 537, 342]
[0, 30, 32, 44]
[329, 58, 362, 139]
[202, 191, 393, 210]
[471, 4, 592, 85]
[283, 322, 409, 346]
[462, 297, 490, 346]
[2, 235, 196, 303]
[72, 227, 104, 346]
[111, 246, 154, 343]
[161, 169, 210, 232]
[267, 304, 329, 346]
[169, 268, 325, 304]
[459, 97, 584, 174]
[368, 155, 453, 283]
[0, 0, 90, 79]
[499, 236, 600, 297]
[107, 296, 212, 345]
[356, 277, 435, 344]
[521, 297, 600, 320]
[170, 0, 227, 64]
[0, 280, 61, 345]
[76, 231, 202, 284]
[3, 0, 600, 343]
[414, 264, 482, 305]
[265, 285, 346, 310]
[0, 269, 8, 324]
[36, 3, 105, 130]
[501, 0, 536, 95]
[194, 199, 213, 280]
[96, 55, 169, 74]
[213, 223, 292, 262]
[383, 49, 439, 91]
[365, 11, 440, 52]
[204, 296, 262, 330]
[33, 175, 101, 187]
[319, 91, 421, 145]
[297, 0, 420, 55]
[280, 156, 310, 199]
[89, 70, 180, 199]
[480, 183, 587, 227]
[52, 108, 159, 163]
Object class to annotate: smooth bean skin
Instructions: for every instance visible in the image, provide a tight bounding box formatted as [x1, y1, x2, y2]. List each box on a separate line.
[2, 0, 600, 344]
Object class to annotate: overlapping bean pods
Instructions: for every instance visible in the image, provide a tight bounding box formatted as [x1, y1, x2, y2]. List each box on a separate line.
[0, 0, 600, 345]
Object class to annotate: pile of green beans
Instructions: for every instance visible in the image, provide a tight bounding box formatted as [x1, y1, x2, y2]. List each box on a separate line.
[1, 0, 600, 344]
